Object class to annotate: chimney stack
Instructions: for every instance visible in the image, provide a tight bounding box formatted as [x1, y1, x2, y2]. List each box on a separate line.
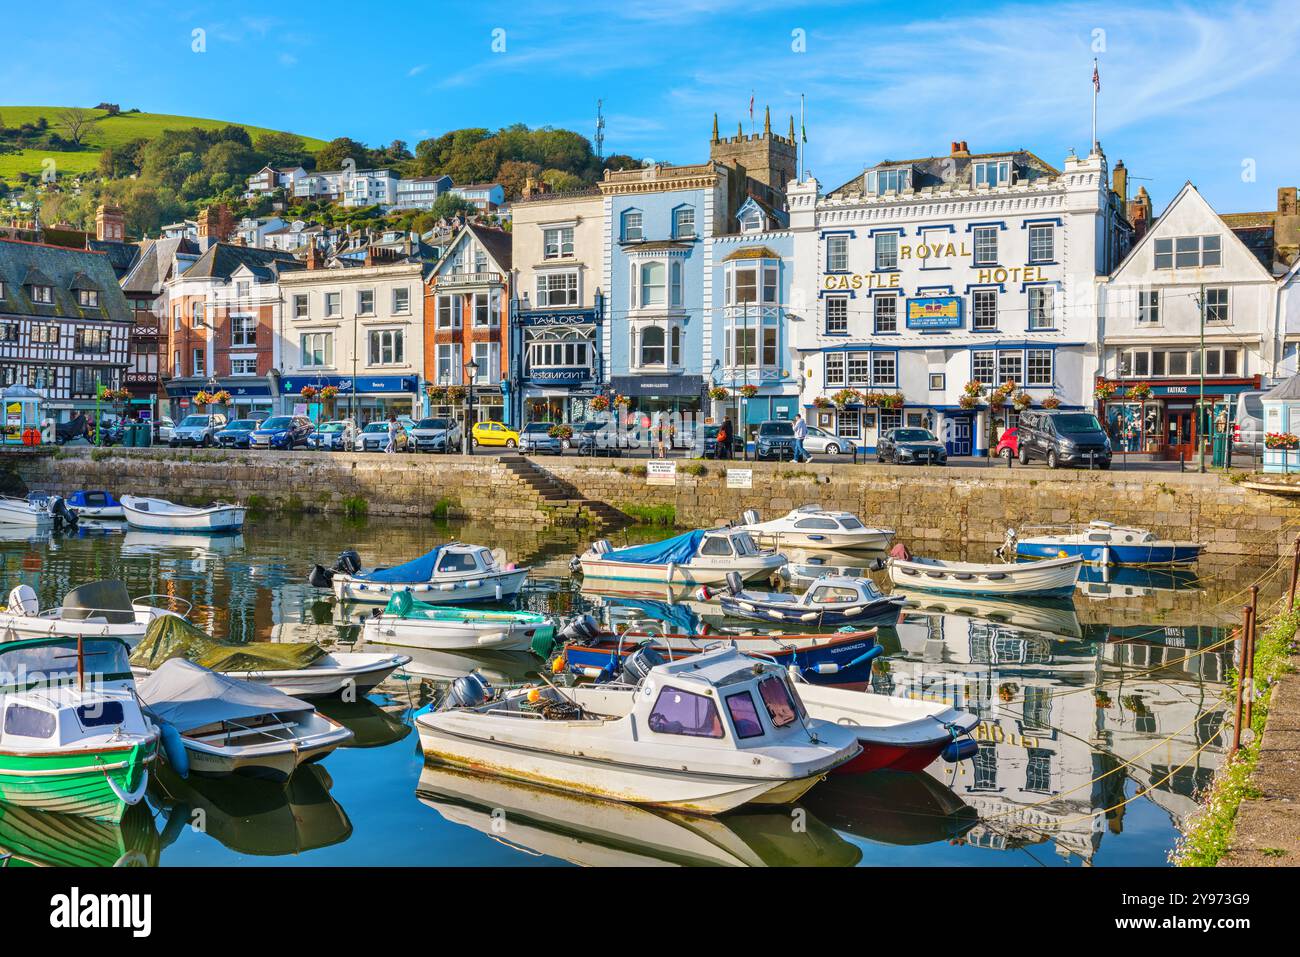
[95, 204, 125, 242]
[1112, 160, 1128, 204]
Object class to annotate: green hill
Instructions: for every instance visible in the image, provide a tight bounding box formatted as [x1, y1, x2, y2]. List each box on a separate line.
[0, 105, 327, 182]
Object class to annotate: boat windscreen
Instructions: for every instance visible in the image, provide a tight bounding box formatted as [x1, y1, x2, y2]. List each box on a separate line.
[61, 579, 135, 624]
[0, 638, 134, 691]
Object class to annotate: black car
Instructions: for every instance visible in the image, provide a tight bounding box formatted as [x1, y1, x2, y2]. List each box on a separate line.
[754, 420, 797, 461]
[216, 418, 262, 448]
[1016, 410, 1112, 469]
[574, 419, 631, 456]
[877, 428, 947, 465]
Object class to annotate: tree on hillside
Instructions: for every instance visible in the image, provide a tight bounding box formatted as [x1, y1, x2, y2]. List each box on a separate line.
[56, 107, 99, 147]
[316, 137, 371, 172]
[603, 154, 643, 173]
[496, 159, 543, 199]
[254, 131, 315, 171]
[429, 193, 477, 222]
[541, 169, 584, 193]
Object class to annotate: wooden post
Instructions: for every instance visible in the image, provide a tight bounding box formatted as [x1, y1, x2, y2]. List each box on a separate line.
[1289, 535, 1300, 611]
[1245, 587, 1259, 728]
[76, 635, 85, 693]
[1231, 605, 1249, 758]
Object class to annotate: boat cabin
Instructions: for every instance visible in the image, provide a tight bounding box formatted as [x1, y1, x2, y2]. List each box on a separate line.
[763, 506, 869, 534]
[1068, 522, 1156, 545]
[696, 530, 763, 560]
[0, 636, 138, 693]
[799, 576, 886, 608]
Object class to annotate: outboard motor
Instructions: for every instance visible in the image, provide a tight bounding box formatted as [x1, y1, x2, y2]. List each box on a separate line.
[49, 496, 77, 529]
[994, 527, 1019, 562]
[619, 642, 665, 685]
[555, 613, 601, 647]
[724, 571, 745, 597]
[7, 584, 38, 616]
[307, 564, 335, 589]
[741, 508, 761, 526]
[442, 672, 494, 711]
[334, 549, 362, 576]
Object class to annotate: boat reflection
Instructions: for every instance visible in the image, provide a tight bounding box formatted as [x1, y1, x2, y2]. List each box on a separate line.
[153, 764, 352, 856]
[891, 589, 1086, 641]
[1076, 564, 1203, 600]
[776, 546, 886, 589]
[415, 764, 861, 867]
[0, 800, 159, 867]
[121, 530, 246, 558]
[800, 770, 979, 846]
[315, 695, 411, 748]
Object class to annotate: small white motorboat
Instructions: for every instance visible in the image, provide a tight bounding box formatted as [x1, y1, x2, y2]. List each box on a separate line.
[1012, 522, 1204, 566]
[121, 495, 246, 533]
[128, 614, 410, 698]
[310, 543, 530, 605]
[708, 573, 904, 626]
[358, 591, 554, 652]
[734, 506, 894, 551]
[0, 580, 187, 646]
[0, 495, 58, 528]
[888, 548, 1082, 598]
[137, 659, 353, 781]
[63, 490, 124, 519]
[575, 529, 786, 586]
[416, 646, 861, 815]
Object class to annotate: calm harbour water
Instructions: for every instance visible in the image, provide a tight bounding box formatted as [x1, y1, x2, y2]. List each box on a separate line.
[0, 514, 1266, 868]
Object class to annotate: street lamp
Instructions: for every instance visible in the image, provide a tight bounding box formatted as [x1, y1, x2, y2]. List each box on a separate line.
[462, 356, 479, 455]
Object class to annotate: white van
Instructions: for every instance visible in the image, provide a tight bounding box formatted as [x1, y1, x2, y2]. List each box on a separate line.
[1232, 390, 1266, 454]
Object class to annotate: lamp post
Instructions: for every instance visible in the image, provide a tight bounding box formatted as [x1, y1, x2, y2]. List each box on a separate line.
[1196, 283, 1207, 473]
[462, 356, 479, 455]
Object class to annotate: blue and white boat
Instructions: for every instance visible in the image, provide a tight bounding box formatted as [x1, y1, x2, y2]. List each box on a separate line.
[575, 529, 785, 586]
[311, 543, 530, 604]
[121, 496, 245, 533]
[64, 490, 124, 520]
[712, 574, 905, 626]
[1014, 522, 1204, 566]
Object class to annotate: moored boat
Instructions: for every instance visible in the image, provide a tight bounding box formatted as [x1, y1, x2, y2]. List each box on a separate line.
[64, 490, 124, 520]
[1013, 521, 1204, 566]
[310, 543, 530, 604]
[416, 646, 862, 815]
[888, 550, 1082, 597]
[121, 495, 246, 533]
[0, 636, 158, 823]
[0, 580, 187, 646]
[709, 572, 904, 626]
[359, 590, 554, 652]
[734, 505, 894, 551]
[0, 495, 64, 529]
[137, 659, 354, 781]
[575, 528, 786, 586]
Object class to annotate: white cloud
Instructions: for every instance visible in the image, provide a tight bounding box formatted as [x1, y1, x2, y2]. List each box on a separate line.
[408, 64, 429, 77]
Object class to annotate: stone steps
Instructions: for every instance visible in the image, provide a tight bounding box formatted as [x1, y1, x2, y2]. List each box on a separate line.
[496, 454, 628, 529]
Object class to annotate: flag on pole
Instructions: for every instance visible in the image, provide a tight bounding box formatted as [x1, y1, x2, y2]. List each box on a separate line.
[749, 91, 754, 120]
[1092, 59, 1100, 92]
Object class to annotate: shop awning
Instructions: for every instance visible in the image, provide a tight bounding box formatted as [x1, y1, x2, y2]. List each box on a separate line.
[609, 374, 704, 397]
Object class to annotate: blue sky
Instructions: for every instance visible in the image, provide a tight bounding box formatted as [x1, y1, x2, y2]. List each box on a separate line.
[7, 0, 1298, 214]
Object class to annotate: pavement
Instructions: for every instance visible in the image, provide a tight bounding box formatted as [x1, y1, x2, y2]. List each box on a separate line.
[1219, 651, 1300, 867]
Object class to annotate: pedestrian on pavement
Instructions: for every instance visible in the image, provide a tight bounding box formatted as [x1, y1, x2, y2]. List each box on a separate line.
[718, 418, 734, 460]
[385, 414, 399, 454]
[792, 414, 809, 463]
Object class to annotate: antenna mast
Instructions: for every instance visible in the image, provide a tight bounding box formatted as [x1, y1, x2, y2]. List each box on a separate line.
[595, 99, 606, 161]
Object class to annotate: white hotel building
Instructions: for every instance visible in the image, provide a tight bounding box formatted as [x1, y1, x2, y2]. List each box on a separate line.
[789, 142, 1131, 455]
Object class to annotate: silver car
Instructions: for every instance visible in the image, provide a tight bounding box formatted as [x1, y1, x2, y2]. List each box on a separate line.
[802, 425, 856, 456]
[409, 417, 463, 453]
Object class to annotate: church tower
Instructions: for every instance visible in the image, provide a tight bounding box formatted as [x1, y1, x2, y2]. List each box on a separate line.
[708, 105, 798, 213]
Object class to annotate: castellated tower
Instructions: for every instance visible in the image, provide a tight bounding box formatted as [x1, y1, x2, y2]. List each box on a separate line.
[709, 106, 797, 214]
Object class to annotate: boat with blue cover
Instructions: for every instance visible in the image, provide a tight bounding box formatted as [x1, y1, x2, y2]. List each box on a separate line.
[310, 543, 530, 604]
[1013, 522, 1204, 566]
[63, 490, 124, 520]
[575, 529, 785, 586]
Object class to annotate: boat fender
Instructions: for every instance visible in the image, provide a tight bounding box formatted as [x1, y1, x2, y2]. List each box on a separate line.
[696, 586, 714, 601]
[158, 722, 189, 779]
[942, 738, 979, 763]
[665, 562, 676, 583]
[805, 643, 883, 675]
[307, 564, 335, 589]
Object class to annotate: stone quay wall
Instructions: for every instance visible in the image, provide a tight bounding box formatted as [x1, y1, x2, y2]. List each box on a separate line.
[12, 448, 1300, 556]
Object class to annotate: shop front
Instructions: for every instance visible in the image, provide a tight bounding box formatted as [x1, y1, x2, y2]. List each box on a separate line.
[164, 379, 275, 422]
[278, 374, 419, 426]
[609, 374, 704, 432]
[1098, 377, 1260, 458]
[517, 307, 601, 424]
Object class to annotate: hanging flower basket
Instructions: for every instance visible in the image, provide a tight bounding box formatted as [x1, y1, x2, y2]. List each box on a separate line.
[1094, 381, 1117, 401]
[425, 384, 447, 402]
[1094, 691, 1113, 709]
[548, 424, 574, 440]
[300, 385, 319, 401]
[988, 386, 1010, 407]
[962, 380, 986, 400]
[445, 385, 467, 404]
[738, 384, 759, 398]
[959, 394, 979, 410]
[208, 390, 231, 405]
[612, 393, 631, 409]
[1266, 432, 1299, 450]
[1041, 395, 1062, 409]
[193, 390, 215, 406]
[589, 395, 610, 412]
[105, 387, 132, 403]
[319, 385, 339, 402]
[707, 386, 730, 401]
[879, 392, 905, 410]
[831, 388, 861, 409]
[812, 396, 833, 410]
[1011, 391, 1032, 411]
[998, 682, 1018, 703]
[1126, 382, 1153, 401]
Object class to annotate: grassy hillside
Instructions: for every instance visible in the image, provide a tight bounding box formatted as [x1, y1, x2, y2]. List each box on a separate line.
[0, 106, 327, 181]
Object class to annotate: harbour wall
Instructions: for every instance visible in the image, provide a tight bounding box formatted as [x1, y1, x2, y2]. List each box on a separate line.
[11, 448, 1300, 558]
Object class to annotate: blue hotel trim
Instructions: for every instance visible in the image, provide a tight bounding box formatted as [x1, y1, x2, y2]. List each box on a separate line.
[965, 220, 1009, 232]
[914, 224, 957, 235]
[1020, 218, 1064, 228]
[868, 226, 906, 237]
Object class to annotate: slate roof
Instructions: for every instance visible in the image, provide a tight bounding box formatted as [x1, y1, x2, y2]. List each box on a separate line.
[86, 238, 142, 278]
[182, 243, 303, 281]
[1263, 375, 1300, 402]
[466, 224, 512, 270]
[121, 237, 199, 296]
[0, 239, 132, 323]
[826, 148, 1060, 200]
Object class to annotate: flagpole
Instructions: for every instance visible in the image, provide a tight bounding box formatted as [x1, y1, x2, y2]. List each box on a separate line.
[799, 93, 806, 181]
[1091, 58, 1098, 151]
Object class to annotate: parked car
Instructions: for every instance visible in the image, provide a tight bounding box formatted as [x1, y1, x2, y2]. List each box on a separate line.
[877, 428, 948, 466]
[699, 424, 743, 459]
[994, 426, 1020, 460]
[753, 420, 798, 461]
[354, 420, 409, 452]
[1232, 390, 1266, 455]
[1015, 410, 1111, 469]
[519, 422, 565, 455]
[170, 413, 227, 448]
[307, 419, 357, 451]
[154, 416, 175, 443]
[409, 417, 462, 453]
[803, 425, 855, 457]
[470, 420, 519, 449]
[216, 418, 262, 449]
[250, 415, 314, 451]
[573, 419, 631, 456]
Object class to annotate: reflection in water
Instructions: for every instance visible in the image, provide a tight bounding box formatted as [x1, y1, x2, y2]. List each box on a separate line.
[153, 764, 352, 857]
[0, 514, 1265, 866]
[416, 764, 861, 867]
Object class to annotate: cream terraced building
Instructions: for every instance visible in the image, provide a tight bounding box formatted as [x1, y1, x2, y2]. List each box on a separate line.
[789, 142, 1131, 455]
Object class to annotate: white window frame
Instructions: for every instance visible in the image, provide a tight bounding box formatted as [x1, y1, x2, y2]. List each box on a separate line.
[300, 332, 333, 368]
[367, 328, 405, 366]
[1028, 286, 1055, 330]
[826, 235, 849, 272]
[825, 296, 848, 334]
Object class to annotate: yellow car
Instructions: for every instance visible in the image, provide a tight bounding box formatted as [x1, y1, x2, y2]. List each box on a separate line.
[470, 420, 519, 448]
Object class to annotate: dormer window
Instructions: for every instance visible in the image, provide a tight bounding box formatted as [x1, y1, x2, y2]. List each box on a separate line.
[972, 160, 1012, 188]
[867, 167, 911, 194]
[31, 284, 53, 305]
[738, 207, 764, 233]
[78, 289, 99, 308]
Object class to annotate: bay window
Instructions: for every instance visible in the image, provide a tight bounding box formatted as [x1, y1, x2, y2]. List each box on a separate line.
[639, 262, 665, 307]
[825, 352, 846, 387]
[727, 261, 778, 306]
